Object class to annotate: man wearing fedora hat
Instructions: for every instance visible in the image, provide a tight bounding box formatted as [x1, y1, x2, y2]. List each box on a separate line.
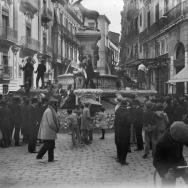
[21, 57, 34, 90]
[37, 97, 60, 162]
[35, 59, 46, 89]
[114, 99, 132, 165]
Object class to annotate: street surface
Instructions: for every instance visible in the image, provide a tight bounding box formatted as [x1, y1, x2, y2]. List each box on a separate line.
[0, 133, 188, 188]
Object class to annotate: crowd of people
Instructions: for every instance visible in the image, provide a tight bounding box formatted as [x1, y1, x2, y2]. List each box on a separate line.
[2, 89, 188, 185]
[114, 94, 188, 186]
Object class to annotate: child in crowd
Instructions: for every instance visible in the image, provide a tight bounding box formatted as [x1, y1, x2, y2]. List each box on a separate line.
[67, 109, 81, 147]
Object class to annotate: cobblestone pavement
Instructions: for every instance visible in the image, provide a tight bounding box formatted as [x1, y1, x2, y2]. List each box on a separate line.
[0, 133, 188, 188]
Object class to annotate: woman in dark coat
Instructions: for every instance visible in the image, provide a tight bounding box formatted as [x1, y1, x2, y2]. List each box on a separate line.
[114, 100, 132, 165]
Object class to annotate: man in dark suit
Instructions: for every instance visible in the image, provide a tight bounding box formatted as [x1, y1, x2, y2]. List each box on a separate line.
[114, 99, 132, 165]
[21, 57, 34, 90]
[35, 59, 46, 89]
[153, 121, 188, 186]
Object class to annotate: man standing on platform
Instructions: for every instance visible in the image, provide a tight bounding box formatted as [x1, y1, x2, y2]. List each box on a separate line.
[21, 57, 34, 90]
[35, 59, 46, 89]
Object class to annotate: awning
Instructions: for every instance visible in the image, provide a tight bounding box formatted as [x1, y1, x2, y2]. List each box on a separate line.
[168, 66, 188, 83]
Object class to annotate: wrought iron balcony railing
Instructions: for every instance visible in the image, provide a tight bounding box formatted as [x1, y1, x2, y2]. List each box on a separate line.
[139, 0, 188, 43]
[21, 36, 40, 52]
[20, 0, 38, 18]
[61, 25, 78, 45]
[51, 0, 66, 6]
[0, 26, 18, 44]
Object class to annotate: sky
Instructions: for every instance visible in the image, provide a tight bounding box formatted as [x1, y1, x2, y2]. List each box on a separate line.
[82, 0, 123, 34]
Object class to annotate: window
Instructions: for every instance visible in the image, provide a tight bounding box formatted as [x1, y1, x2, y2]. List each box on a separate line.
[155, 41, 160, 57]
[88, 22, 95, 29]
[160, 39, 165, 55]
[147, 11, 150, 28]
[140, 13, 142, 27]
[70, 46, 73, 60]
[3, 85, 8, 95]
[26, 24, 31, 44]
[164, 0, 169, 13]
[65, 18, 68, 29]
[140, 44, 142, 53]
[155, 3, 159, 22]
[2, 15, 8, 37]
[135, 17, 138, 32]
[74, 48, 77, 61]
[2, 53, 8, 67]
[60, 13, 63, 25]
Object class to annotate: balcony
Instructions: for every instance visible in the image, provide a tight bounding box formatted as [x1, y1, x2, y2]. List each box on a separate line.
[41, 6, 53, 25]
[20, 36, 40, 57]
[0, 26, 18, 48]
[0, 66, 12, 81]
[51, 0, 66, 6]
[20, 0, 38, 19]
[61, 25, 78, 45]
[139, 1, 188, 43]
[164, 3, 181, 26]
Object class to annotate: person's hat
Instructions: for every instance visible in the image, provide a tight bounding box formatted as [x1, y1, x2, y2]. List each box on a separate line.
[49, 97, 58, 103]
[31, 96, 38, 103]
[13, 95, 20, 101]
[145, 101, 153, 109]
[170, 121, 188, 143]
[114, 94, 123, 103]
[120, 99, 127, 106]
[132, 99, 140, 106]
[1, 99, 7, 105]
[41, 58, 46, 63]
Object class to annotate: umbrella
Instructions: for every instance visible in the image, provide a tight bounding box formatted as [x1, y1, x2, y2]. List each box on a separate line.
[81, 98, 102, 106]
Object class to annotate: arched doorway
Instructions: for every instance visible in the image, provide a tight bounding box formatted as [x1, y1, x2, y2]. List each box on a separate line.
[174, 42, 185, 95]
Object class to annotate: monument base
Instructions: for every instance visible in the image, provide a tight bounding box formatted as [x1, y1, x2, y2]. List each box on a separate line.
[57, 73, 119, 90]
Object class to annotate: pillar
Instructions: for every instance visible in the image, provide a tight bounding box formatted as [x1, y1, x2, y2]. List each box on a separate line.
[169, 56, 175, 94]
[184, 45, 188, 94]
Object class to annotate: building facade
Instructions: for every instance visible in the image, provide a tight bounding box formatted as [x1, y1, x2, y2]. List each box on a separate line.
[0, 0, 117, 93]
[121, 0, 188, 95]
[108, 31, 120, 75]
[51, 0, 82, 81]
[0, 0, 82, 93]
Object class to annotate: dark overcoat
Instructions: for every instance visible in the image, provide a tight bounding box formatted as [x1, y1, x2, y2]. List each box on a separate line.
[153, 130, 186, 177]
[114, 106, 132, 145]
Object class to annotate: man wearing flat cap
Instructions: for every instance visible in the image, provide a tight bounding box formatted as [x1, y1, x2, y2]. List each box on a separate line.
[153, 121, 188, 186]
[37, 97, 60, 162]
